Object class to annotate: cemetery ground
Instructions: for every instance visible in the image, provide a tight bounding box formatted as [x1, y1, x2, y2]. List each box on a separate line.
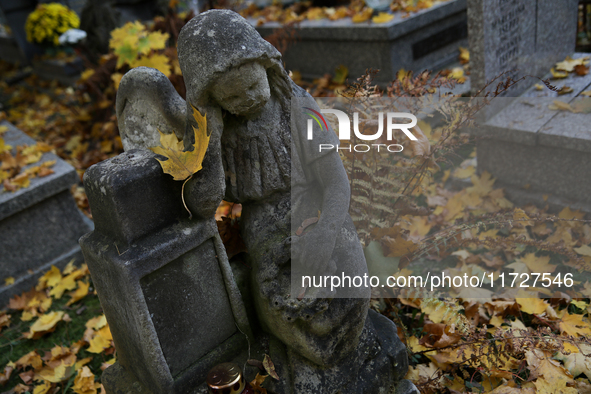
[1, 5, 591, 394]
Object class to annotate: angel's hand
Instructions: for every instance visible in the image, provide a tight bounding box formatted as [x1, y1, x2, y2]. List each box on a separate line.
[291, 226, 337, 277]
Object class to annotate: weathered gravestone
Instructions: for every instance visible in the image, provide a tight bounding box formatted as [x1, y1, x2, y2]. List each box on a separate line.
[474, 57, 591, 214]
[80, 149, 253, 394]
[468, 1, 591, 213]
[253, 0, 468, 84]
[0, 120, 93, 306]
[468, 0, 578, 96]
[82, 9, 418, 394]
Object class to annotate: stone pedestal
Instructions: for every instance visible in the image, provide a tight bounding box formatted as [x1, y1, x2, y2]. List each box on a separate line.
[80, 150, 252, 394]
[0, 121, 93, 306]
[254, 0, 468, 84]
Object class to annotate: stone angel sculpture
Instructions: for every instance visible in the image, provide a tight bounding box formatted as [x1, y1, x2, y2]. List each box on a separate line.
[116, 9, 417, 394]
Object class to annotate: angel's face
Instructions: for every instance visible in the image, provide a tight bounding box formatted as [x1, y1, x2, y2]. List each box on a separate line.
[211, 62, 271, 116]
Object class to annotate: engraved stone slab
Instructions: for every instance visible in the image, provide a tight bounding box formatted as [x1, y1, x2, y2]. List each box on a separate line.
[468, 0, 577, 96]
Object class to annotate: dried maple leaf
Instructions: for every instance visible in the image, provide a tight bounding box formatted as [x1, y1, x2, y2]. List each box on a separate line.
[87, 326, 113, 353]
[352, 8, 373, 23]
[35, 361, 76, 383]
[550, 68, 569, 79]
[150, 104, 209, 181]
[0, 137, 12, 154]
[516, 297, 548, 315]
[0, 364, 13, 387]
[37, 265, 62, 291]
[25, 311, 64, 339]
[250, 373, 268, 394]
[555, 56, 589, 73]
[49, 271, 80, 299]
[555, 343, 591, 378]
[15, 351, 43, 370]
[66, 281, 90, 306]
[263, 354, 279, 380]
[72, 366, 100, 394]
[372, 12, 394, 24]
[574, 64, 589, 76]
[559, 313, 591, 337]
[32, 381, 52, 394]
[130, 54, 172, 77]
[150, 104, 210, 218]
[458, 47, 469, 64]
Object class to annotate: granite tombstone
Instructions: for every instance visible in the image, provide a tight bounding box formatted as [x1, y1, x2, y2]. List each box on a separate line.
[468, 0, 578, 96]
[0, 121, 92, 306]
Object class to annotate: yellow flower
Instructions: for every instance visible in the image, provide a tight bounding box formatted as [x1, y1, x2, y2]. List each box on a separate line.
[25, 2, 80, 45]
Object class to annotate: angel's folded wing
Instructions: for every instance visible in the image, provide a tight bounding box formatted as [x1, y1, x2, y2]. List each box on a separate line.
[116, 67, 187, 151]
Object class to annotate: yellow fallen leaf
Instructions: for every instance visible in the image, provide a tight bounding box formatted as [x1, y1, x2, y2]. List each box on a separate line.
[516, 297, 548, 315]
[550, 67, 569, 79]
[0, 137, 12, 154]
[35, 361, 76, 383]
[87, 326, 113, 353]
[49, 273, 78, 299]
[352, 7, 373, 23]
[4, 277, 14, 285]
[520, 253, 556, 274]
[150, 104, 209, 181]
[453, 166, 475, 179]
[75, 357, 93, 371]
[37, 266, 62, 290]
[32, 381, 52, 394]
[11, 173, 30, 189]
[79, 69, 94, 82]
[571, 300, 588, 310]
[513, 208, 530, 221]
[66, 281, 90, 306]
[459, 47, 469, 64]
[62, 260, 76, 275]
[549, 100, 575, 112]
[15, 351, 43, 370]
[21, 311, 35, 322]
[555, 56, 588, 72]
[372, 12, 394, 24]
[26, 311, 64, 339]
[555, 344, 591, 377]
[129, 54, 172, 78]
[305, 7, 325, 20]
[85, 315, 107, 331]
[558, 206, 586, 220]
[467, 171, 495, 196]
[574, 244, 591, 257]
[581, 91, 591, 97]
[449, 67, 466, 83]
[560, 313, 591, 337]
[72, 366, 100, 394]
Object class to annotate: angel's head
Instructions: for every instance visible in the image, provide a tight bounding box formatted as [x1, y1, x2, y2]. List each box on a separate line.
[178, 10, 291, 116]
[210, 62, 271, 116]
